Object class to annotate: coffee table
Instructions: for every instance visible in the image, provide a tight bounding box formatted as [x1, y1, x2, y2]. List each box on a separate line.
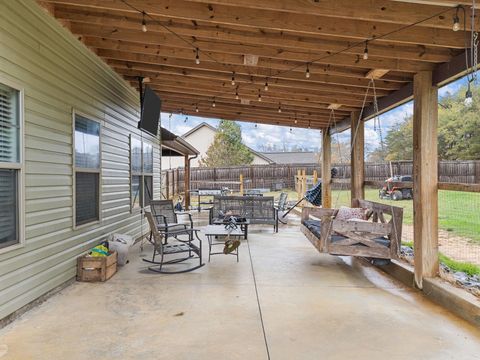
[202, 225, 245, 262]
[211, 218, 250, 239]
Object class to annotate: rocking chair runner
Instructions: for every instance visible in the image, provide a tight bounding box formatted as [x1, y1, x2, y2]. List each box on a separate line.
[143, 211, 204, 273]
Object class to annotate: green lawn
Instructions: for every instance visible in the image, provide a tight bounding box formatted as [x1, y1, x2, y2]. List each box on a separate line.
[282, 187, 479, 244]
[190, 187, 480, 244]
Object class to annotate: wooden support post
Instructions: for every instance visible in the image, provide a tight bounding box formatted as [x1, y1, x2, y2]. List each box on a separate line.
[184, 155, 191, 209]
[297, 169, 302, 200]
[301, 169, 307, 206]
[313, 170, 318, 184]
[350, 110, 364, 205]
[413, 71, 439, 289]
[322, 128, 332, 208]
[239, 173, 244, 194]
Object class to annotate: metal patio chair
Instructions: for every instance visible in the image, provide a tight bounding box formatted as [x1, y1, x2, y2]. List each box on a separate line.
[149, 199, 194, 244]
[143, 211, 204, 273]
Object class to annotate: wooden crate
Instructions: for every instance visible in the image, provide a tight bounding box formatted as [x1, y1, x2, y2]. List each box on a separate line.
[77, 251, 117, 282]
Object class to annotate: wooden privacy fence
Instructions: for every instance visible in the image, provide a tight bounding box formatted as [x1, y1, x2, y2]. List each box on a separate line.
[161, 160, 480, 199]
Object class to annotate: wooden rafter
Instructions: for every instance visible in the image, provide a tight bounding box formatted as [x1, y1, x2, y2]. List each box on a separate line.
[38, 0, 472, 128]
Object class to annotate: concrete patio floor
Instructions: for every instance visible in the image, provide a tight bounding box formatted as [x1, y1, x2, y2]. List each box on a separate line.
[1, 220, 480, 360]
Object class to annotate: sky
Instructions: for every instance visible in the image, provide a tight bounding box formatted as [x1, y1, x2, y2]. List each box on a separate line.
[161, 74, 472, 153]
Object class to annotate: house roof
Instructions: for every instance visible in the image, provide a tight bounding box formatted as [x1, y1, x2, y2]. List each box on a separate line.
[181, 122, 274, 163]
[160, 127, 199, 157]
[260, 151, 319, 164]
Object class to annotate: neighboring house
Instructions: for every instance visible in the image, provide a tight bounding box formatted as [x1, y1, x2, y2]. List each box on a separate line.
[163, 122, 273, 169]
[260, 151, 320, 164]
[0, 2, 162, 321]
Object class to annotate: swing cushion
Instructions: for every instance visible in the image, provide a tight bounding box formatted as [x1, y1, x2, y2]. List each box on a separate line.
[302, 219, 390, 248]
[335, 206, 367, 221]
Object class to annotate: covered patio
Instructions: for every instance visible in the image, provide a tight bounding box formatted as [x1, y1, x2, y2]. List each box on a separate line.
[1, 0, 480, 358]
[1, 215, 480, 359]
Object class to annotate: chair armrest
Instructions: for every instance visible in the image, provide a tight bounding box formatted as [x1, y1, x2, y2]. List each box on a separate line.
[175, 211, 194, 228]
[153, 214, 169, 229]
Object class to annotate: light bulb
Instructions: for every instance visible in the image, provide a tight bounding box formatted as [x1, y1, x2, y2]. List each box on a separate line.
[278, 106, 282, 113]
[141, 12, 147, 32]
[306, 65, 310, 78]
[258, 91, 262, 102]
[465, 88, 473, 108]
[195, 49, 200, 65]
[235, 93, 239, 100]
[264, 81, 269, 91]
[231, 72, 235, 86]
[212, 99, 216, 107]
[363, 41, 369, 60]
[195, 106, 199, 113]
[453, 15, 460, 32]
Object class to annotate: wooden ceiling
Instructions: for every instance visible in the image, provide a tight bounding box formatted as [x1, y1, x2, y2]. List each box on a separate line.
[37, 0, 476, 130]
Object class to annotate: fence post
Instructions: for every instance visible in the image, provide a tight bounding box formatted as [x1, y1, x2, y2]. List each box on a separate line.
[239, 173, 244, 194]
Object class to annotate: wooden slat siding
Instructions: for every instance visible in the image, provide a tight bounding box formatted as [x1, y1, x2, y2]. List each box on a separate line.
[0, 0, 161, 320]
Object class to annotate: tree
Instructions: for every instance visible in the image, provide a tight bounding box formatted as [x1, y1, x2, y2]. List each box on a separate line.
[199, 120, 254, 167]
[365, 83, 480, 161]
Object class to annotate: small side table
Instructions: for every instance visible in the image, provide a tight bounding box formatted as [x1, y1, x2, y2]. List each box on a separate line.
[202, 225, 245, 262]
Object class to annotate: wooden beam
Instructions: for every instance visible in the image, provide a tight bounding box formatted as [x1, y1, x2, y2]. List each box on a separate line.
[351, 111, 364, 204]
[43, 0, 466, 47]
[365, 69, 390, 79]
[184, 155, 191, 209]
[54, 8, 457, 63]
[99, 50, 404, 91]
[413, 70, 439, 289]
[185, 0, 466, 29]
[322, 129, 332, 208]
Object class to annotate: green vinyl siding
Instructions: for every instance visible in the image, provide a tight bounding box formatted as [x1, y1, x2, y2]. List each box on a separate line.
[0, 0, 161, 319]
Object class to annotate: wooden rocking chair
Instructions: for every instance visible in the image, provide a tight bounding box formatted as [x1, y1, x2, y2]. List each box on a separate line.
[143, 211, 205, 274]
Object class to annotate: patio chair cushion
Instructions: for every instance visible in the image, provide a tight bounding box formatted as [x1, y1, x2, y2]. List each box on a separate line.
[302, 219, 390, 248]
[157, 223, 187, 232]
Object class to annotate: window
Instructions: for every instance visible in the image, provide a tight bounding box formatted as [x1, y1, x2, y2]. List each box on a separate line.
[74, 114, 100, 226]
[0, 82, 22, 250]
[131, 136, 154, 208]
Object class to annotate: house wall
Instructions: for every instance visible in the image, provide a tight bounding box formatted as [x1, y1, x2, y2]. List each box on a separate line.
[0, 0, 161, 320]
[162, 124, 270, 169]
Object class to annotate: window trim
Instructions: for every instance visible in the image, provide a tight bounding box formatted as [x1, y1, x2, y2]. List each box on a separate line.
[130, 135, 154, 211]
[72, 109, 102, 229]
[0, 77, 25, 254]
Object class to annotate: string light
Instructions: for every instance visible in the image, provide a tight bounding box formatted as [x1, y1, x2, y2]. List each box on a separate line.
[255, 122, 258, 128]
[141, 11, 147, 32]
[231, 72, 236, 86]
[452, 7, 460, 32]
[195, 48, 200, 64]
[363, 41, 369, 60]
[308, 120, 311, 129]
[264, 79, 269, 91]
[278, 103, 282, 113]
[235, 88, 239, 100]
[195, 105, 199, 112]
[258, 89, 262, 102]
[122, 1, 455, 101]
[212, 98, 216, 107]
[465, 83, 473, 108]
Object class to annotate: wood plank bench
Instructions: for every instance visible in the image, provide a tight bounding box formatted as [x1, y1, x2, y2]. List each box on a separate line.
[300, 199, 403, 260]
